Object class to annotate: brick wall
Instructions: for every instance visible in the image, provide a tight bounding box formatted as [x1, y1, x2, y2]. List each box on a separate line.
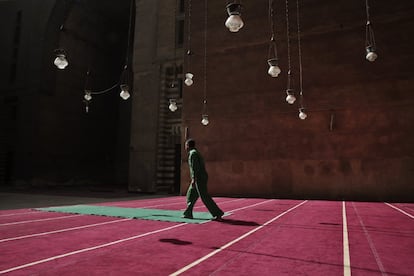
[181, 0, 414, 201]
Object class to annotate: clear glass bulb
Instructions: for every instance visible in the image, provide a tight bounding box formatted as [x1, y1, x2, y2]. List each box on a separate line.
[169, 103, 177, 112]
[54, 55, 68, 69]
[120, 91, 130, 100]
[201, 115, 209, 126]
[286, 94, 296, 104]
[169, 100, 177, 112]
[120, 85, 130, 100]
[84, 92, 92, 101]
[184, 78, 193, 86]
[299, 110, 307, 120]
[53, 56, 62, 67]
[268, 65, 281, 77]
[366, 51, 378, 62]
[184, 73, 194, 87]
[225, 15, 244, 32]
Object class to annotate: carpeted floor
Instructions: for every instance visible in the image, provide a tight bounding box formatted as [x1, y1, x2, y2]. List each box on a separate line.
[1, 195, 413, 275]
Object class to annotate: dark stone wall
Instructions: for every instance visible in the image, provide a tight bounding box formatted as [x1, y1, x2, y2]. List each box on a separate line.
[181, 0, 414, 201]
[128, 0, 161, 193]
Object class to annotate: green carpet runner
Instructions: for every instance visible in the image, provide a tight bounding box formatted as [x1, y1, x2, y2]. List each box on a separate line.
[36, 205, 215, 224]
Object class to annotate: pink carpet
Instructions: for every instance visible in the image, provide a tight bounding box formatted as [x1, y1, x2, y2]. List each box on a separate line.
[0, 197, 413, 275]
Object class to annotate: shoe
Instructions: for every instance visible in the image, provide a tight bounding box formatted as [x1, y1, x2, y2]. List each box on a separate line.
[212, 215, 223, 221]
[182, 214, 193, 219]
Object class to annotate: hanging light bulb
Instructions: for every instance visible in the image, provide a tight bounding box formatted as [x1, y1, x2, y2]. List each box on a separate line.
[225, 3, 244, 32]
[267, 58, 281, 77]
[120, 84, 130, 100]
[286, 89, 296, 104]
[84, 90, 92, 101]
[286, 94, 296, 104]
[201, 114, 209, 126]
[54, 52, 68, 69]
[365, 45, 378, 62]
[169, 99, 178, 112]
[184, 73, 194, 86]
[298, 108, 307, 120]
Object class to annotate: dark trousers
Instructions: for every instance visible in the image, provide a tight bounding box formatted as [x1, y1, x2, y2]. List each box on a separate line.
[183, 180, 223, 218]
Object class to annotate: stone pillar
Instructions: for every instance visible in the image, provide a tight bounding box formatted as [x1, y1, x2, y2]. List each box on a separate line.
[128, 0, 161, 192]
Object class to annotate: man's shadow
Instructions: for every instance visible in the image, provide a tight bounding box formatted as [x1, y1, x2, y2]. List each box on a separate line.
[216, 218, 260, 226]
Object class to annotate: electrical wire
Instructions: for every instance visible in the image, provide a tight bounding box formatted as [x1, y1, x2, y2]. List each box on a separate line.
[125, 0, 134, 67]
[186, 0, 192, 72]
[365, 0, 376, 48]
[285, 0, 293, 91]
[203, 0, 208, 114]
[83, 0, 134, 99]
[296, 0, 303, 100]
[268, 0, 278, 59]
[90, 82, 120, 95]
[365, 0, 371, 22]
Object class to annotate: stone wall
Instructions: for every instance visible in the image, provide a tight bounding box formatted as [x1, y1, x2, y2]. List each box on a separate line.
[129, 0, 180, 192]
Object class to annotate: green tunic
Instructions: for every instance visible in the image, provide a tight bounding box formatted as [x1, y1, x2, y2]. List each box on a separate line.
[188, 149, 208, 184]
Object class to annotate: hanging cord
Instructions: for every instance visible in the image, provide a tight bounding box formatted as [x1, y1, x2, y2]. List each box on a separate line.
[84, 69, 91, 91]
[203, 0, 208, 113]
[83, 67, 119, 95]
[54, 0, 73, 60]
[125, 0, 134, 67]
[171, 0, 178, 87]
[58, 0, 73, 37]
[269, 0, 274, 37]
[296, 0, 303, 98]
[365, 0, 376, 48]
[121, 0, 134, 89]
[365, 0, 371, 23]
[186, 0, 192, 71]
[60, 0, 66, 31]
[84, 42, 92, 88]
[90, 82, 120, 95]
[285, 0, 293, 90]
[81, 0, 133, 99]
[268, 0, 278, 59]
[365, 23, 376, 47]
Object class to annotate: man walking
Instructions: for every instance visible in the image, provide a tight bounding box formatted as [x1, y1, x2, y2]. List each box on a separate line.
[182, 139, 224, 220]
